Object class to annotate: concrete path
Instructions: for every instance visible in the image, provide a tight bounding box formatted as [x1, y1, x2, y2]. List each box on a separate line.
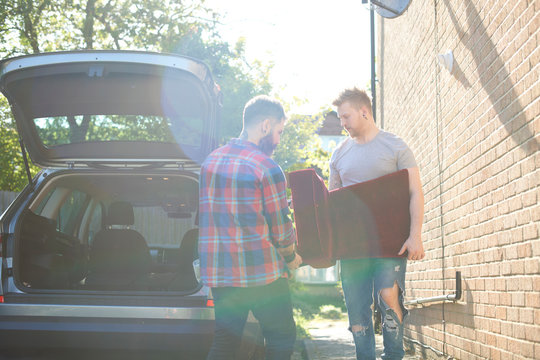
[303, 319, 356, 359]
[303, 319, 421, 360]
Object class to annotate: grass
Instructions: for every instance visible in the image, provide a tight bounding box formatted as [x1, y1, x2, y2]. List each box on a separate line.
[289, 280, 347, 339]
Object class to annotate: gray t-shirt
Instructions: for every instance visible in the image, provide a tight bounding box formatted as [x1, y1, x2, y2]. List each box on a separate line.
[329, 130, 417, 190]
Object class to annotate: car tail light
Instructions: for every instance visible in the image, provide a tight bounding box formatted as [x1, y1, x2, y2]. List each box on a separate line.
[206, 299, 214, 307]
[0, 296, 3, 303]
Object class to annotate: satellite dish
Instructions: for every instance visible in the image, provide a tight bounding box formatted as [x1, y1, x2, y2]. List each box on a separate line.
[370, 0, 412, 19]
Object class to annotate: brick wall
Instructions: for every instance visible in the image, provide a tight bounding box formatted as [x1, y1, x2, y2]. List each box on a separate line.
[377, 1, 538, 359]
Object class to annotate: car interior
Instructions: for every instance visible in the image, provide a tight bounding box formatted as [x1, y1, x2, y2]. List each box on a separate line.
[16, 172, 201, 293]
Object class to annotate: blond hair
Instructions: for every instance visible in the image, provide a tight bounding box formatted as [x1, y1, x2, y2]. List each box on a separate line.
[332, 87, 372, 113]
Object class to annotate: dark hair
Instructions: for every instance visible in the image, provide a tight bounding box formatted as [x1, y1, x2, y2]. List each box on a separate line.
[243, 95, 285, 128]
[332, 87, 372, 112]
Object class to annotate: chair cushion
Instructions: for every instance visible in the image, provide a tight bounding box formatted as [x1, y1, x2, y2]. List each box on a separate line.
[289, 170, 335, 268]
[289, 169, 410, 268]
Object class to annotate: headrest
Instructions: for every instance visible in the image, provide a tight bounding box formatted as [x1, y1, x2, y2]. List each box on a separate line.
[107, 201, 134, 226]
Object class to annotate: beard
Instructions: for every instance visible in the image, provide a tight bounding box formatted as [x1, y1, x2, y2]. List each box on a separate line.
[258, 133, 277, 156]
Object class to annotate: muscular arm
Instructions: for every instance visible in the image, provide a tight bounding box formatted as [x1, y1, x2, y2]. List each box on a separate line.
[398, 166, 425, 260]
[263, 168, 302, 269]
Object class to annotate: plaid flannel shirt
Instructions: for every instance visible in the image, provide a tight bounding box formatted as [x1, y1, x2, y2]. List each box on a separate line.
[198, 138, 296, 288]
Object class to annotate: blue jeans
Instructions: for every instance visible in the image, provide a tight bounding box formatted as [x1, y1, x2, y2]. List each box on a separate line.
[207, 278, 296, 360]
[340, 257, 408, 360]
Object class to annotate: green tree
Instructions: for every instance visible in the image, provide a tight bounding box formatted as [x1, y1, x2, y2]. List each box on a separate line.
[274, 110, 332, 180]
[0, 0, 272, 190]
[171, 33, 272, 142]
[0, 0, 215, 54]
[0, 97, 38, 191]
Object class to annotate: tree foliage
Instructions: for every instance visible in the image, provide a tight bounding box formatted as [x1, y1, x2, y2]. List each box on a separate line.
[170, 33, 272, 142]
[0, 0, 216, 54]
[274, 111, 332, 180]
[0, 97, 37, 191]
[0, 0, 272, 191]
[0, 1, 331, 192]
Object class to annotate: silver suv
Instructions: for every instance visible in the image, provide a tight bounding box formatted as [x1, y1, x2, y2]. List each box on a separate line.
[0, 51, 261, 359]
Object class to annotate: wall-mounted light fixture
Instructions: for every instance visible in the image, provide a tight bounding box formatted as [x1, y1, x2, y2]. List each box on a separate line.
[437, 50, 454, 73]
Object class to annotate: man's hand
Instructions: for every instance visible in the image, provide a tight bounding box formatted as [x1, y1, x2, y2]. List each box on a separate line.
[398, 236, 425, 261]
[286, 253, 303, 271]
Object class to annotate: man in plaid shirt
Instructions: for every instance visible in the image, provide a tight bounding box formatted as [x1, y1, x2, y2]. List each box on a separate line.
[199, 95, 302, 359]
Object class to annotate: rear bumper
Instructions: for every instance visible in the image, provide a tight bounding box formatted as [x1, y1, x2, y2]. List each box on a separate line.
[0, 320, 215, 352]
[0, 303, 261, 355]
[0, 303, 215, 351]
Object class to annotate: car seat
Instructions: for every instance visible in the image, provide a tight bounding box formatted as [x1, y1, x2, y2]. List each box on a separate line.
[168, 228, 199, 291]
[86, 201, 152, 290]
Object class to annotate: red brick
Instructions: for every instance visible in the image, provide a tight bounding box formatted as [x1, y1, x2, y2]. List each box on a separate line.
[523, 223, 539, 240]
[492, 318, 502, 334]
[524, 324, 540, 342]
[524, 258, 539, 274]
[532, 239, 540, 256]
[501, 262, 513, 276]
[507, 338, 521, 355]
[520, 308, 535, 324]
[519, 341, 535, 358]
[534, 277, 540, 291]
[505, 245, 519, 259]
[511, 260, 525, 275]
[525, 292, 540, 308]
[513, 323, 526, 340]
[490, 348, 502, 360]
[512, 292, 526, 307]
[499, 292, 512, 306]
[496, 306, 507, 320]
[486, 333, 497, 347]
[517, 243, 533, 257]
[520, 277, 534, 291]
[521, 189, 537, 208]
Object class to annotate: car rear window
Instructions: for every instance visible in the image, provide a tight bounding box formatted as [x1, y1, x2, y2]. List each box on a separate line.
[2, 60, 217, 165]
[33, 115, 203, 147]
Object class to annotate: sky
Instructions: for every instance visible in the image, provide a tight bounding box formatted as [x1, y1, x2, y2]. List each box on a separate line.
[204, 0, 373, 115]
